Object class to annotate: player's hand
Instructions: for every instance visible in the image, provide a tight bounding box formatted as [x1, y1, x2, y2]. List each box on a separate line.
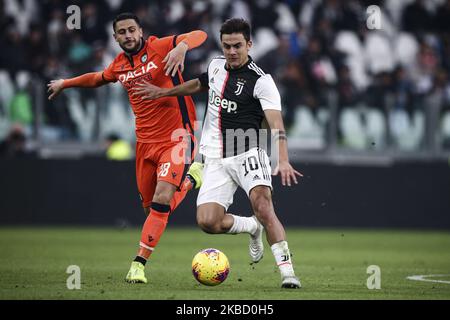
[272, 160, 303, 187]
[131, 80, 166, 100]
[47, 79, 64, 100]
[162, 41, 189, 77]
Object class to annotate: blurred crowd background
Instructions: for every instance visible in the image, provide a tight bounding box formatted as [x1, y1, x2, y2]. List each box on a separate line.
[1, 0, 450, 160]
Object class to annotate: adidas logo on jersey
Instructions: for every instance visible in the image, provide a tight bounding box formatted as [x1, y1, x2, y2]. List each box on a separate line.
[209, 90, 237, 113]
[253, 175, 261, 181]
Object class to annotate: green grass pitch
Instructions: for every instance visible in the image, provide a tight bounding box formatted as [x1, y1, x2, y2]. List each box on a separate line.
[0, 227, 449, 300]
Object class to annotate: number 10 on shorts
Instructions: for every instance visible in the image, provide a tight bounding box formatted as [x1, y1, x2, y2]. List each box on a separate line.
[242, 156, 259, 177]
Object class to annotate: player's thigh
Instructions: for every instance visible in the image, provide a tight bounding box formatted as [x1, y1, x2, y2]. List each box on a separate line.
[157, 142, 192, 190]
[249, 185, 275, 218]
[197, 159, 238, 211]
[152, 180, 177, 204]
[235, 148, 273, 196]
[135, 152, 157, 209]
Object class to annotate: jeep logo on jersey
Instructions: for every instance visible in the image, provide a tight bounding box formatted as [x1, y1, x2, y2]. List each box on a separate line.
[118, 61, 158, 83]
[209, 90, 237, 113]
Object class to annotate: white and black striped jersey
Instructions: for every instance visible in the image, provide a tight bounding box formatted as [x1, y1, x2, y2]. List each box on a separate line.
[198, 56, 282, 158]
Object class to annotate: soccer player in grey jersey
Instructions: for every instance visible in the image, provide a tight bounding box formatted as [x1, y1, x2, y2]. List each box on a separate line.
[132, 18, 303, 288]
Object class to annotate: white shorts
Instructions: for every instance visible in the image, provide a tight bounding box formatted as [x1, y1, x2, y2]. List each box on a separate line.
[197, 147, 272, 210]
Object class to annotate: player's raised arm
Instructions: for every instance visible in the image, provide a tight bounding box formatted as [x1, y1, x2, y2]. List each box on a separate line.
[161, 30, 207, 77]
[177, 30, 208, 50]
[47, 71, 110, 100]
[264, 109, 303, 187]
[132, 78, 206, 100]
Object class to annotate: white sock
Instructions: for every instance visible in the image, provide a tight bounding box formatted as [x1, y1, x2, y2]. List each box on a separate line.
[271, 240, 296, 278]
[227, 215, 257, 235]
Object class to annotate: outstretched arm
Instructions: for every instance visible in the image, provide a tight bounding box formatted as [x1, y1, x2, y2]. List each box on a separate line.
[264, 109, 303, 186]
[162, 30, 207, 77]
[131, 78, 206, 100]
[176, 30, 208, 50]
[47, 71, 109, 100]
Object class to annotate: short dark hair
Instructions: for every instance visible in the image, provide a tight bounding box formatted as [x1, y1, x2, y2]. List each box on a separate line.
[113, 13, 141, 32]
[220, 18, 251, 42]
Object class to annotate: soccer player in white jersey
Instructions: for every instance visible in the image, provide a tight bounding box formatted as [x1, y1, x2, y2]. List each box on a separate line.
[132, 18, 303, 288]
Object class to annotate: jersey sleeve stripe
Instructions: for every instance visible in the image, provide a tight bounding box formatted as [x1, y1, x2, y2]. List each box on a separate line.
[169, 68, 196, 191]
[248, 62, 266, 76]
[172, 35, 178, 50]
[171, 75, 195, 134]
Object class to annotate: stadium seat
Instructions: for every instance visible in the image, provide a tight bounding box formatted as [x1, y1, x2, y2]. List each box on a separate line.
[65, 90, 96, 142]
[339, 106, 387, 150]
[289, 106, 326, 149]
[15, 71, 31, 90]
[100, 100, 134, 143]
[251, 28, 279, 61]
[366, 108, 386, 149]
[334, 32, 369, 89]
[411, 110, 425, 148]
[389, 109, 410, 146]
[394, 32, 419, 68]
[339, 107, 366, 149]
[335, 31, 363, 58]
[0, 70, 15, 118]
[384, 0, 411, 26]
[390, 109, 425, 150]
[364, 32, 395, 74]
[346, 56, 370, 90]
[8, 71, 33, 130]
[0, 116, 9, 141]
[317, 108, 329, 126]
[275, 2, 297, 33]
[195, 102, 206, 123]
[440, 111, 450, 148]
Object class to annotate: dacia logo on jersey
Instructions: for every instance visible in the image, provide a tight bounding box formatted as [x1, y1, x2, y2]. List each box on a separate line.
[118, 61, 158, 83]
[209, 90, 237, 113]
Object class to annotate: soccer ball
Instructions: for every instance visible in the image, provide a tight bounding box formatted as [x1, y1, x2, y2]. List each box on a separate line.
[192, 248, 230, 286]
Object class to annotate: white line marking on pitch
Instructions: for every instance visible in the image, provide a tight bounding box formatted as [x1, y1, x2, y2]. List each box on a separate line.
[406, 274, 450, 284]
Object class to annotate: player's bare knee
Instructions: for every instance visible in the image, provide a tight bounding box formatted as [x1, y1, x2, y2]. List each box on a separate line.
[251, 195, 272, 215]
[152, 192, 172, 205]
[144, 207, 150, 216]
[197, 215, 221, 234]
[251, 195, 274, 224]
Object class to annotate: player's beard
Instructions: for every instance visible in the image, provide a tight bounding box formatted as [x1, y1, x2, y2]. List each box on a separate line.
[120, 37, 143, 54]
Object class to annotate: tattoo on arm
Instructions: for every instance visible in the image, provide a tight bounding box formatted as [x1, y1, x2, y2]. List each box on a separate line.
[273, 130, 287, 141]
